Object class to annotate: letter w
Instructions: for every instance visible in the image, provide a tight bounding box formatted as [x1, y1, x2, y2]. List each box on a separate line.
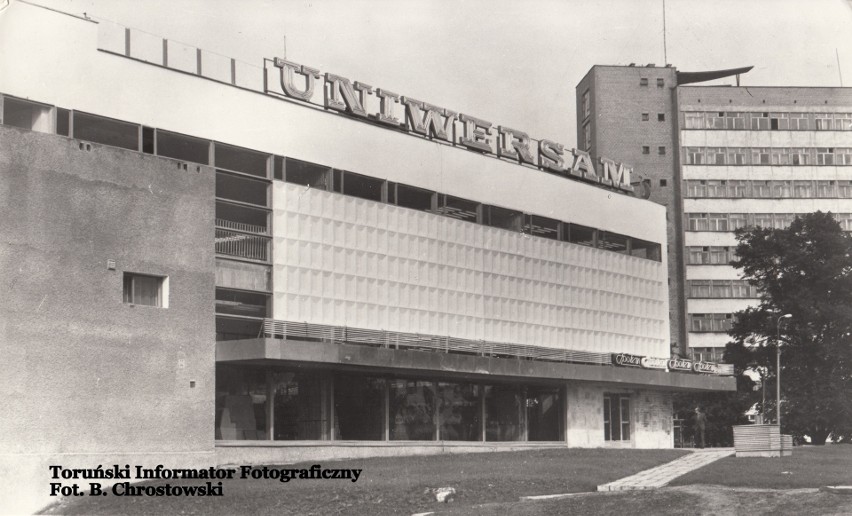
[402, 98, 457, 142]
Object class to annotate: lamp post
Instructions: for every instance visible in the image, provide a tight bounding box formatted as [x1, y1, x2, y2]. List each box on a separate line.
[776, 314, 792, 429]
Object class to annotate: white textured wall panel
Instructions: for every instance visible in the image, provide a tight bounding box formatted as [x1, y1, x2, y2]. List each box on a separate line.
[273, 183, 669, 357]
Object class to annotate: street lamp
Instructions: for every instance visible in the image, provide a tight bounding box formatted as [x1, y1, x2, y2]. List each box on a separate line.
[776, 314, 792, 429]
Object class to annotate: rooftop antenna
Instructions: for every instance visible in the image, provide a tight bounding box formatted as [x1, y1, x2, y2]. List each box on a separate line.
[837, 48, 844, 87]
[282, 35, 287, 59]
[662, 0, 668, 65]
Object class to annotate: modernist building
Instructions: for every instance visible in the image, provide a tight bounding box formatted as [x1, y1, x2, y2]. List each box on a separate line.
[0, 3, 732, 512]
[578, 65, 852, 362]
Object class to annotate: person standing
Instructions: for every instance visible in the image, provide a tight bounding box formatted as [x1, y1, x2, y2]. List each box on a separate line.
[695, 407, 707, 448]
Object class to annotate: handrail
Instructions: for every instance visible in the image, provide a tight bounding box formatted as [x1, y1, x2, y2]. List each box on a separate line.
[215, 218, 268, 235]
[256, 319, 734, 376]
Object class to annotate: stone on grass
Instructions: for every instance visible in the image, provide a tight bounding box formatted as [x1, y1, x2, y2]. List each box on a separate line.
[434, 487, 456, 503]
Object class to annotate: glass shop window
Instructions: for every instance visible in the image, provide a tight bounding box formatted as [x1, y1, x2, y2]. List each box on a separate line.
[389, 379, 437, 440]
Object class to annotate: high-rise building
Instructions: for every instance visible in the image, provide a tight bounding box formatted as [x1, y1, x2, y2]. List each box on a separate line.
[579, 65, 852, 363]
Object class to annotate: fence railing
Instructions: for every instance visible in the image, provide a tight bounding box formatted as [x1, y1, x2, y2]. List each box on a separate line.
[258, 320, 734, 376]
[215, 229, 269, 261]
[215, 218, 268, 235]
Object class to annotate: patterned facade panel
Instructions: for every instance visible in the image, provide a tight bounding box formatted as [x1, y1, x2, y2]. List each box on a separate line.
[273, 183, 668, 355]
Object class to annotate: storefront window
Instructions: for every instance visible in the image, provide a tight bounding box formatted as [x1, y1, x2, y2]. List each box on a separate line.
[485, 384, 524, 441]
[389, 380, 437, 440]
[271, 371, 327, 440]
[527, 386, 562, 441]
[438, 382, 481, 441]
[334, 375, 385, 440]
[215, 365, 268, 440]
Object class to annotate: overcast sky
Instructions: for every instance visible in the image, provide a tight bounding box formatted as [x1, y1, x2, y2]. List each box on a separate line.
[29, 0, 852, 146]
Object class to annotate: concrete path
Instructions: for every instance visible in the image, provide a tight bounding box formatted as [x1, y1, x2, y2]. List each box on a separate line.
[597, 448, 734, 491]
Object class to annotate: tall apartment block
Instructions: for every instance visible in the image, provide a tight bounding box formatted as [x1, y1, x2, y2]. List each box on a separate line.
[679, 86, 852, 359]
[579, 65, 852, 362]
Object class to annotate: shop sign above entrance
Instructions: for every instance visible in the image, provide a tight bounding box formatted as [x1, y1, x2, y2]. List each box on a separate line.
[265, 58, 633, 193]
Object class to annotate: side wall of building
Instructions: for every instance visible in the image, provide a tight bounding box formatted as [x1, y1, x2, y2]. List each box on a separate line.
[0, 127, 216, 513]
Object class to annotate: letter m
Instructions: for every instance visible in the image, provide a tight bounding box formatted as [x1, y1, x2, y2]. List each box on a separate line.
[599, 158, 633, 190]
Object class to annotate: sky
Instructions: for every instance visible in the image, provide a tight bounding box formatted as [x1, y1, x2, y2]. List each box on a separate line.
[26, 0, 852, 147]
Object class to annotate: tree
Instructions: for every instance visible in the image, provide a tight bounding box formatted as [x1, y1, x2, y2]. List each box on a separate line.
[724, 212, 852, 444]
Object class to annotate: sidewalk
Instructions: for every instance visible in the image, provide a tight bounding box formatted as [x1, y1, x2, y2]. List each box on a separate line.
[597, 448, 734, 491]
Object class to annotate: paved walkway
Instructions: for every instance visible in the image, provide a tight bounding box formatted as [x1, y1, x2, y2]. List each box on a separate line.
[597, 448, 735, 491]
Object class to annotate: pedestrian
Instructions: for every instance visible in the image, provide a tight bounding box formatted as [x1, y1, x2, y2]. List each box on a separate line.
[694, 407, 707, 448]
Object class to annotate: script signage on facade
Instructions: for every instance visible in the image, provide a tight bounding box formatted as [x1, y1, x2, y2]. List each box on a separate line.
[612, 353, 643, 367]
[668, 358, 694, 372]
[641, 357, 668, 370]
[265, 58, 633, 192]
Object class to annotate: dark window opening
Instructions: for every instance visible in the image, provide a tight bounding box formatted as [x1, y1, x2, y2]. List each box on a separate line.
[438, 195, 480, 222]
[395, 184, 436, 212]
[273, 156, 284, 180]
[216, 172, 268, 206]
[526, 215, 560, 240]
[639, 78, 649, 87]
[658, 113, 665, 122]
[285, 158, 331, 189]
[335, 376, 385, 440]
[2, 97, 52, 133]
[642, 146, 650, 154]
[216, 315, 263, 341]
[484, 205, 523, 231]
[157, 130, 210, 164]
[123, 272, 165, 307]
[341, 171, 384, 202]
[604, 394, 631, 441]
[215, 288, 269, 318]
[142, 126, 155, 154]
[215, 143, 269, 177]
[631, 239, 661, 261]
[658, 146, 666, 155]
[56, 108, 70, 136]
[565, 223, 596, 247]
[527, 386, 562, 441]
[332, 169, 343, 193]
[599, 231, 629, 254]
[216, 201, 269, 234]
[485, 384, 523, 441]
[660, 179, 668, 187]
[73, 111, 140, 151]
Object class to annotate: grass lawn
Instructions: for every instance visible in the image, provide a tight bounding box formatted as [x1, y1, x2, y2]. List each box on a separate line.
[39, 449, 686, 516]
[444, 486, 852, 516]
[670, 444, 852, 489]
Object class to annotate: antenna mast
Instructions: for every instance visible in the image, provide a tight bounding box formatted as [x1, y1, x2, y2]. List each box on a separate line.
[662, 0, 668, 64]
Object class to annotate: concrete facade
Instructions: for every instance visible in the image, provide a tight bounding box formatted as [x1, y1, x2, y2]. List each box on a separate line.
[0, 127, 216, 512]
[678, 86, 852, 358]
